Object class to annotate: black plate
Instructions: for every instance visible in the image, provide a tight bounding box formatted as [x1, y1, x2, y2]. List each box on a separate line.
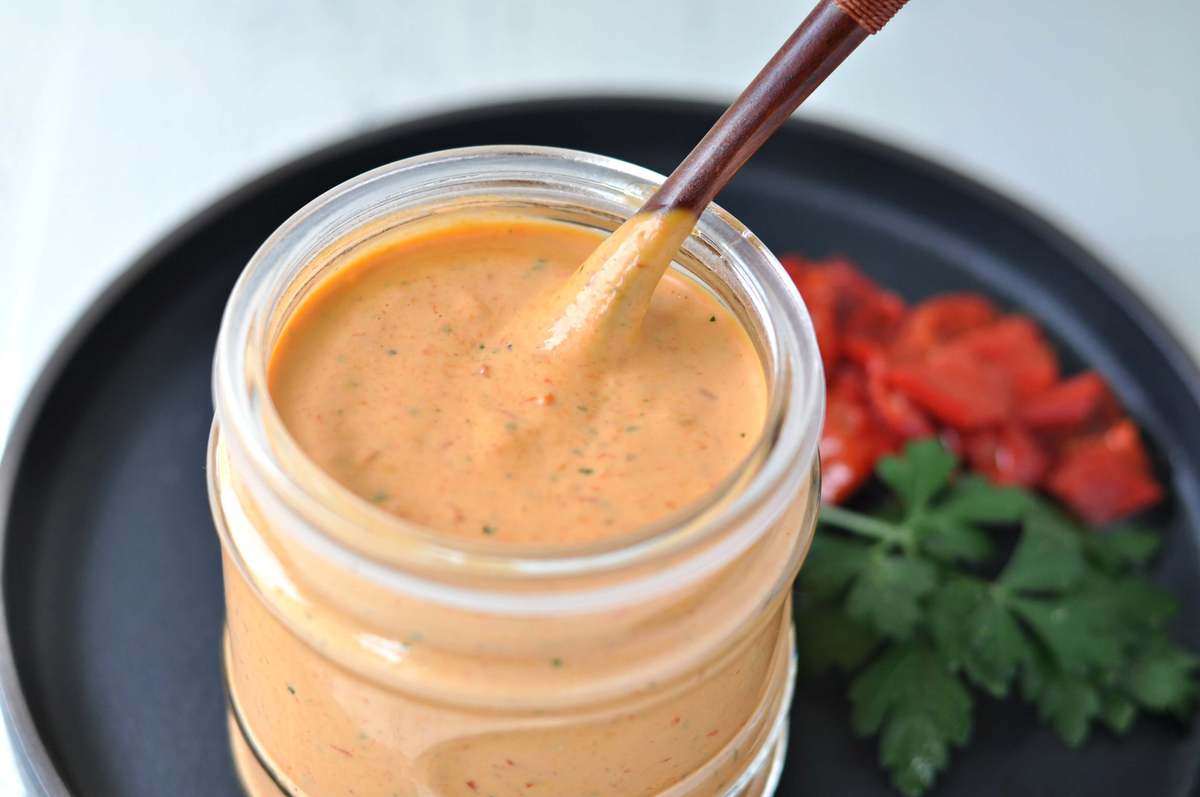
[2, 98, 1198, 797]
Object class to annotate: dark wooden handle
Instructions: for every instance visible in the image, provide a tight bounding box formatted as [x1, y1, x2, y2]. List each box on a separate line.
[643, 0, 907, 214]
[834, 0, 909, 34]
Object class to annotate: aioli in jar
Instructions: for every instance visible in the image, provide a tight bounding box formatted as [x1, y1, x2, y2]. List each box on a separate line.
[211, 148, 820, 797]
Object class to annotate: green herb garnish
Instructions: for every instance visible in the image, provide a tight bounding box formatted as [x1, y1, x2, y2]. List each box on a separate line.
[578, 467, 595, 476]
[481, 525, 497, 536]
[795, 439, 1198, 797]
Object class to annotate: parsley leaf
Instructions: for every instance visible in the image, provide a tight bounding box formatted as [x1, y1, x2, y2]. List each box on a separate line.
[998, 504, 1086, 592]
[915, 513, 994, 564]
[793, 438, 1198, 795]
[845, 550, 937, 638]
[934, 475, 1030, 524]
[1085, 525, 1161, 573]
[794, 600, 881, 677]
[1124, 638, 1200, 719]
[797, 535, 871, 600]
[1098, 688, 1138, 733]
[930, 578, 1028, 697]
[850, 637, 972, 797]
[1009, 593, 1124, 677]
[875, 440, 956, 511]
[1019, 647, 1101, 746]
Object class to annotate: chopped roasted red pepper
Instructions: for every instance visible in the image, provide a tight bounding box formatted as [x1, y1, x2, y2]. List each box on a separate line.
[939, 427, 964, 457]
[807, 299, 841, 373]
[821, 367, 890, 503]
[890, 294, 998, 361]
[784, 255, 1163, 519]
[964, 423, 1048, 487]
[1046, 419, 1164, 523]
[837, 266, 905, 355]
[789, 256, 903, 373]
[865, 359, 935, 440]
[779, 254, 810, 285]
[1021, 371, 1118, 430]
[888, 345, 1013, 429]
[950, 317, 1059, 400]
[842, 335, 886, 367]
[787, 257, 841, 372]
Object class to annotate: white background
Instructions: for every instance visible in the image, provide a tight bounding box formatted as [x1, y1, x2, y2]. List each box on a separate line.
[2, 0, 1199, 442]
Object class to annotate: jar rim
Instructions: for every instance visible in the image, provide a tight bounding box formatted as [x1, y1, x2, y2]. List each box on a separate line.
[212, 145, 824, 584]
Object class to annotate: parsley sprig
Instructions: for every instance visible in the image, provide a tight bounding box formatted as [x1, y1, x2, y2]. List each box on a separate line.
[795, 439, 1199, 796]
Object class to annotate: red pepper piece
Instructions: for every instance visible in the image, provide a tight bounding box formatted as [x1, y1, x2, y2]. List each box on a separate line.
[808, 299, 841, 373]
[891, 294, 998, 361]
[950, 317, 1059, 400]
[1045, 419, 1164, 522]
[964, 423, 1048, 487]
[866, 359, 935, 440]
[779, 254, 810, 284]
[842, 336, 886, 367]
[786, 258, 841, 372]
[820, 367, 889, 503]
[785, 257, 905, 373]
[888, 346, 1013, 429]
[836, 262, 906, 351]
[1021, 371, 1118, 430]
[939, 427, 964, 457]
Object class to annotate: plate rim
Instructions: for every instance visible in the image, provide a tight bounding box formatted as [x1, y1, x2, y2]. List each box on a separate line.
[2, 94, 1198, 796]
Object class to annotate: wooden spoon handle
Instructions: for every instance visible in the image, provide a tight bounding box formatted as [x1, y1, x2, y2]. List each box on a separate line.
[643, 0, 908, 214]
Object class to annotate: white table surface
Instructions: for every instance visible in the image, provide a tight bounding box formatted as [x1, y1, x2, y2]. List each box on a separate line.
[0, 0, 1199, 790]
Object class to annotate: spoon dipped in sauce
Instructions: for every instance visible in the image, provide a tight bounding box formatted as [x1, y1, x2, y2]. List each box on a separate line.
[269, 0, 911, 545]
[525, 0, 909, 360]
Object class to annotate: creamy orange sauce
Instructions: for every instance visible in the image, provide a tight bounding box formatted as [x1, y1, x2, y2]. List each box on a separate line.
[215, 207, 808, 797]
[268, 214, 767, 544]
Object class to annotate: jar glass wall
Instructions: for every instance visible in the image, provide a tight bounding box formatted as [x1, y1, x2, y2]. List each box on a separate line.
[208, 146, 824, 796]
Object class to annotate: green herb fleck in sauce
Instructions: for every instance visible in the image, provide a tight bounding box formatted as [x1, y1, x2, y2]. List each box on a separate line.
[578, 467, 594, 476]
[370, 491, 389, 504]
[481, 525, 497, 535]
[709, 315, 716, 323]
[550, 657, 564, 668]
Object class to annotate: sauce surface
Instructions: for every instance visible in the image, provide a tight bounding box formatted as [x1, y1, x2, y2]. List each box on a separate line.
[269, 215, 767, 545]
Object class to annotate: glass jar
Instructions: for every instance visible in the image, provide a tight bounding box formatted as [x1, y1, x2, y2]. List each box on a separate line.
[208, 146, 824, 797]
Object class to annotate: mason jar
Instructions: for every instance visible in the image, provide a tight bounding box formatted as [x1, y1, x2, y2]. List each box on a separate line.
[208, 146, 824, 797]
